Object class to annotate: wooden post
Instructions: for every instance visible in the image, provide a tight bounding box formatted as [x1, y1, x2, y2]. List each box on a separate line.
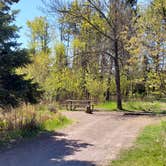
[86, 101, 92, 114]
[70, 101, 72, 111]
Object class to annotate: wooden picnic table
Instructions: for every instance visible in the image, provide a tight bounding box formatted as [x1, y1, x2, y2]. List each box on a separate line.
[65, 100, 94, 113]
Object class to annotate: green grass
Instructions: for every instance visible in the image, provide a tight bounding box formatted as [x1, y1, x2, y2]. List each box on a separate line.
[42, 114, 72, 131]
[110, 121, 166, 166]
[97, 102, 117, 110]
[96, 100, 166, 113]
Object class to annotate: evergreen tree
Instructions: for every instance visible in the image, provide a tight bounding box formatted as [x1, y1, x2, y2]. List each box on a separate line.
[0, 0, 42, 110]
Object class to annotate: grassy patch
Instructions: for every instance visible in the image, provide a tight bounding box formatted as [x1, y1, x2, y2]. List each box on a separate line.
[96, 101, 166, 113]
[96, 102, 117, 110]
[42, 113, 72, 131]
[110, 121, 166, 166]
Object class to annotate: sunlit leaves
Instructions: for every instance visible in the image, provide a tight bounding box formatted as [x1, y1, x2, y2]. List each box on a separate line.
[27, 17, 49, 52]
[72, 38, 86, 49]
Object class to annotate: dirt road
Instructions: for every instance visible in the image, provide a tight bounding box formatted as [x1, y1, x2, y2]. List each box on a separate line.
[0, 111, 158, 166]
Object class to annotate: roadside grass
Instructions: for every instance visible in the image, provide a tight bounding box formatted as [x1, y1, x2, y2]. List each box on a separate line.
[110, 121, 166, 166]
[96, 100, 166, 113]
[0, 104, 72, 147]
[96, 102, 117, 110]
[42, 113, 72, 131]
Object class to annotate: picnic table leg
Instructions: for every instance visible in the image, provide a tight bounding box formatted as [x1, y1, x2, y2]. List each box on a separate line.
[70, 101, 73, 111]
[66, 104, 68, 111]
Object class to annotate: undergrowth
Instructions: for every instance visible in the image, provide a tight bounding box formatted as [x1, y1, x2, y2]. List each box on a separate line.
[0, 104, 71, 147]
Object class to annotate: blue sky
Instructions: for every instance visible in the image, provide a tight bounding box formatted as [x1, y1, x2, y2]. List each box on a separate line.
[12, 0, 149, 48]
[12, 0, 45, 48]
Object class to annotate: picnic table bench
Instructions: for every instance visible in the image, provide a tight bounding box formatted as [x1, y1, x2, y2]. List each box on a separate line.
[65, 100, 94, 113]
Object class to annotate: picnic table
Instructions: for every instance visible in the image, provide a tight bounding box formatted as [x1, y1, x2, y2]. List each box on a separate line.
[65, 100, 94, 113]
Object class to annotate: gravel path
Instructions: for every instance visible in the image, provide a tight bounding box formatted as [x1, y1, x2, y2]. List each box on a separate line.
[0, 111, 158, 166]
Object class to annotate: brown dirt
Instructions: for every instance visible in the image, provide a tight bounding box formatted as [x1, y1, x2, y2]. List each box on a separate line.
[0, 111, 160, 166]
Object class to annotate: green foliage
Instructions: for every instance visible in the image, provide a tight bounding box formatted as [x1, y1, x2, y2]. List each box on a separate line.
[120, 75, 130, 96]
[45, 68, 81, 101]
[14, 0, 165, 106]
[54, 43, 68, 71]
[72, 38, 86, 49]
[110, 122, 166, 166]
[17, 51, 50, 83]
[146, 72, 166, 98]
[85, 74, 107, 101]
[17, 18, 52, 103]
[27, 16, 49, 53]
[139, 0, 166, 96]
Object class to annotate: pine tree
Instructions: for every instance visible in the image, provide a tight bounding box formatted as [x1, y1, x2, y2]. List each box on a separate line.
[0, 0, 42, 110]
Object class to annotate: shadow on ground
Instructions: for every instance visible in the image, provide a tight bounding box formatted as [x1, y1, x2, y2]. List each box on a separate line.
[0, 132, 95, 166]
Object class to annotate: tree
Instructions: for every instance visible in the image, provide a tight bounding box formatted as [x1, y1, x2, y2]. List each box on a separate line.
[140, 0, 166, 96]
[0, 0, 42, 110]
[27, 16, 50, 53]
[54, 43, 68, 71]
[43, 0, 138, 109]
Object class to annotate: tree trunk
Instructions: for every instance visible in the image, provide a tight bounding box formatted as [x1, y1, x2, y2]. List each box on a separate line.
[105, 77, 111, 101]
[114, 40, 122, 110]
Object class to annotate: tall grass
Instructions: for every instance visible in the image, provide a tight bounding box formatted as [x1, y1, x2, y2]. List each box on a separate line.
[0, 104, 71, 146]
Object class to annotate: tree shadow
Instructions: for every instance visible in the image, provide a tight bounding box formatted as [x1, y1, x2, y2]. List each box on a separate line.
[51, 160, 96, 166]
[0, 132, 95, 166]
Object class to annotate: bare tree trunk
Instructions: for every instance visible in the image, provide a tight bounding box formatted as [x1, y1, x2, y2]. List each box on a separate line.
[105, 77, 111, 101]
[114, 40, 122, 110]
